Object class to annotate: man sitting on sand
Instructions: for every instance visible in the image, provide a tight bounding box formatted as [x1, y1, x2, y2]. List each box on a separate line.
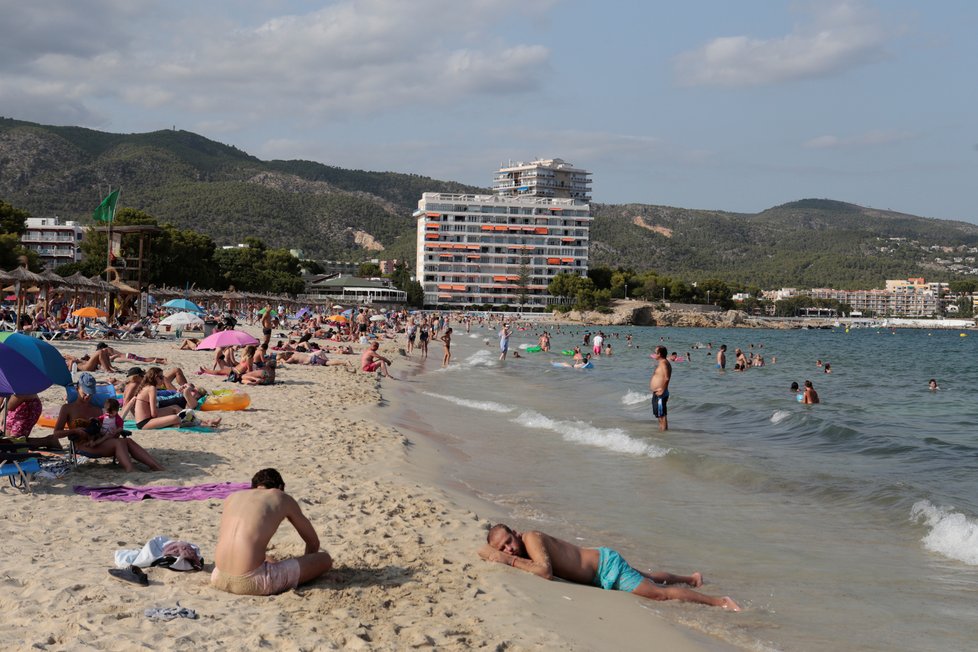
[479, 524, 740, 611]
[211, 468, 333, 595]
[360, 341, 394, 378]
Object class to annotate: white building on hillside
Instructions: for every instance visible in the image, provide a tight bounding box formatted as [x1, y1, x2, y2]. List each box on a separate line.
[413, 160, 592, 308]
[21, 217, 86, 271]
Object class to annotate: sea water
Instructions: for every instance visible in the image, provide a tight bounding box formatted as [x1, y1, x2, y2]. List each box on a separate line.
[387, 324, 978, 651]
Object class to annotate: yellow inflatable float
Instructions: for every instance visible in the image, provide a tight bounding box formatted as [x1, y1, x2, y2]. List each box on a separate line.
[199, 389, 251, 412]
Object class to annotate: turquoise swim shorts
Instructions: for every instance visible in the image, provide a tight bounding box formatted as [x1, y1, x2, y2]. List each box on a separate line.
[593, 547, 645, 592]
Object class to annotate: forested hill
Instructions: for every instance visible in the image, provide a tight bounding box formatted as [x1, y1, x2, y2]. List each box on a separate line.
[0, 117, 484, 262]
[591, 199, 978, 289]
[3, 118, 978, 288]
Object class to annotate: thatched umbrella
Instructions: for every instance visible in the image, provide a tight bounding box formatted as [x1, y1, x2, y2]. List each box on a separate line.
[87, 276, 116, 315]
[38, 270, 68, 319]
[59, 272, 98, 316]
[6, 265, 46, 331]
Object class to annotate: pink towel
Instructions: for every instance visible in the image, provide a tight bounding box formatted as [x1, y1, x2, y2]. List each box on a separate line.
[74, 482, 249, 502]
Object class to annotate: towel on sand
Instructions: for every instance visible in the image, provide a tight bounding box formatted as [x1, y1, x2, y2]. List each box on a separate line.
[74, 482, 249, 502]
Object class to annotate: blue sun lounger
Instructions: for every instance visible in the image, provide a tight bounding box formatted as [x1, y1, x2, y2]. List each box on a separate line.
[0, 455, 41, 493]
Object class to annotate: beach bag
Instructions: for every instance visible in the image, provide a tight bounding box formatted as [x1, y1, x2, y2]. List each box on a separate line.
[150, 540, 204, 572]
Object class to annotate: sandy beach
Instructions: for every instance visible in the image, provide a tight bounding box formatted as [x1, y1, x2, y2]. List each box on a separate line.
[1, 328, 729, 651]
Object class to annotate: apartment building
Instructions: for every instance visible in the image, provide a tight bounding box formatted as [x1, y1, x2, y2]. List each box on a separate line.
[413, 160, 592, 308]
[807, 278, 948, 317]
[492, 158, 591, 202]
[21, 217, 86, 271]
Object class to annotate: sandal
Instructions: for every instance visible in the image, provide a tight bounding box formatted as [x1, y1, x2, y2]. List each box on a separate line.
[108, 565, 149, 586]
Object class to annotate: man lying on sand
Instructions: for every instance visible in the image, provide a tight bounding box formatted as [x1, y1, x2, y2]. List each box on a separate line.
[211, 468, 333, 595]
[479, 524, 740, 611]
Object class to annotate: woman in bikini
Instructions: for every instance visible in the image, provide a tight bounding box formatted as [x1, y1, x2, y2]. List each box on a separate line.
[132, 367, 221, 430]
[199, 345, 254, 380]
[241, 354, 276, 385]
[52, 373, 164, 471]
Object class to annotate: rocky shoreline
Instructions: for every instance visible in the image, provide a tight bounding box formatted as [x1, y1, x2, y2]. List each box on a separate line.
[559, 300, 793, 328]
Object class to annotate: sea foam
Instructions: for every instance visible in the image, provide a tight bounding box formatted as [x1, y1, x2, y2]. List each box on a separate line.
[771, 410, 793, 424]
[910, 500, 978, 565]
[621, 390, 650, 406]
[460, 350, 496, 368]
[422, 392, 514, 414]
[513, 410, 669, 458]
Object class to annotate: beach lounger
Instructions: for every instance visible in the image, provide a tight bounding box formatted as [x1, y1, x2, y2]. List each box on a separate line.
[1, 454, 42, 493]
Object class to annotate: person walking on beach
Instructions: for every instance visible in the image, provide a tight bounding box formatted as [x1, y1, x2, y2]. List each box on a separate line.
[480, 524, 740, 610]
[716, 344, 726, 371]
[499, 323, 511, 361]
[211, 468, 333, 595]
[261, 304, 273, 349]
[441, 327, 453, 367]
[650, 345, 672, 431]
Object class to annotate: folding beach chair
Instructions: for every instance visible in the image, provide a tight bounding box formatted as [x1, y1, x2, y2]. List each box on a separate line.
[0, 453, 42, 493]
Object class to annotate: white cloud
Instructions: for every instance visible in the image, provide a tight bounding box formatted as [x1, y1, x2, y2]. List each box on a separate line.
[803, 129, 915, 149]
[0, 0, 555, 129]
[674, 1, 893, 88]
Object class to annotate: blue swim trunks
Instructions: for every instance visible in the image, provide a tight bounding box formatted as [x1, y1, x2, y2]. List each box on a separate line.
[593, 547, 645, 592]
[651, 390, 669, 419]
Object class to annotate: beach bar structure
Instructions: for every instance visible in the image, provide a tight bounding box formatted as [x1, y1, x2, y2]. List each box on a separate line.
[413, 159, 592, 309]
[300, 274, 406, 307]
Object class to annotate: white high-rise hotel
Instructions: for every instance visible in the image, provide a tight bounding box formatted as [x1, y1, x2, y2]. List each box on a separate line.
[413, 159, 591, 307]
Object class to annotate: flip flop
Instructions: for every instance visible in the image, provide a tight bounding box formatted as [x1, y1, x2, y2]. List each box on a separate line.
[108, 565, 149, 586]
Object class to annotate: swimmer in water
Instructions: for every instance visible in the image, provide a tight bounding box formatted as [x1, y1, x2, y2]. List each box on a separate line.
[802, 380, 819, 404]
[928, 378, 939, 391]
[790, 381, 803, 402]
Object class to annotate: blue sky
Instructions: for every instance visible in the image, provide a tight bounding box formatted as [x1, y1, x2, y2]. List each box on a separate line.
[2, 0, 976, 222]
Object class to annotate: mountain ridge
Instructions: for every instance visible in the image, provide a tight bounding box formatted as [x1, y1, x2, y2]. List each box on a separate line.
[3, 117, 977, 287]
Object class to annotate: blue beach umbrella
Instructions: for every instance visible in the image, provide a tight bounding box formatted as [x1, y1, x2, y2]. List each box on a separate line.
[163, 298, 204, 313]
[0, 342, 55, 396]
[0, 332, 72, 386]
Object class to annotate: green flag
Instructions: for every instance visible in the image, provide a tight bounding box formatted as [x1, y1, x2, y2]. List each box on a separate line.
[92, 190, 119, 223]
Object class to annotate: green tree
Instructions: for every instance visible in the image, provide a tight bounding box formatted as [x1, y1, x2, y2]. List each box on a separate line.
[358, 262, 381, 277]
[587, 265, 614, 290]
[949, 279, 978, 294]
[0, 200, 38, 269]
[404, 280, 424, 307]
[0, 199, 30, 235]
[156, 225, 219, 288]
[548, 272, 584, 304]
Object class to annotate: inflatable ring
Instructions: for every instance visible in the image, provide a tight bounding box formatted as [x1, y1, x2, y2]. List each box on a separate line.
[200, 389, 251, 412]
[561, 350, 574, 356]
[526, 345, 542, 353]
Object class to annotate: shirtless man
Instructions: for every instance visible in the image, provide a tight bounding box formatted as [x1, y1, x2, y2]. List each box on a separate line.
[361, 341, 393, 378]
[716, 344, 727, 371]
[802, 380, 820, 404]
[261, 305, 273, 349]
[480, 524, 740, 611]
[211, 468, 333, 595]
[650, 345, 672, 431]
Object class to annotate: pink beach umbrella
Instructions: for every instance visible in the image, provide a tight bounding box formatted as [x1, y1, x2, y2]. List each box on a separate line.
[194, 329, 259, 350]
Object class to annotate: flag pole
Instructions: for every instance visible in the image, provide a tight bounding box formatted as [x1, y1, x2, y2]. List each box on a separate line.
[105, 189, 121, 315]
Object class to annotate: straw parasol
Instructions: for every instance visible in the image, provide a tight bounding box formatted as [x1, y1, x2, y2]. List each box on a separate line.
[6, 265, 46, 331]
